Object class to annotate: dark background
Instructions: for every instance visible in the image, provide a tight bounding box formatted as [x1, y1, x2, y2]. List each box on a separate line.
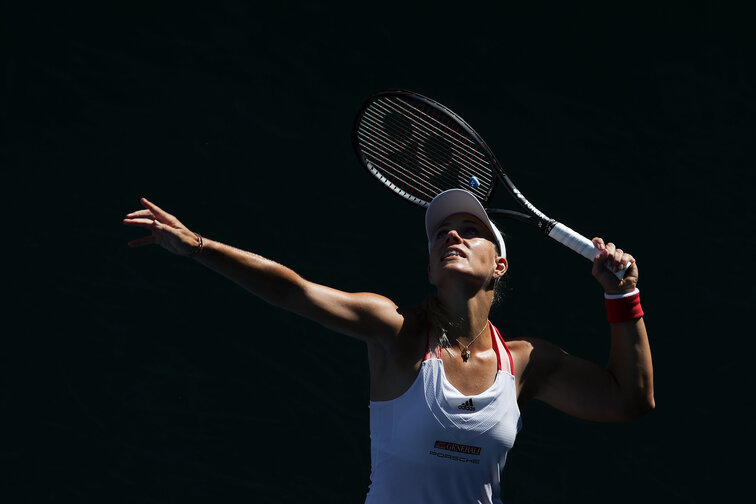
[3, 1, 754, 502]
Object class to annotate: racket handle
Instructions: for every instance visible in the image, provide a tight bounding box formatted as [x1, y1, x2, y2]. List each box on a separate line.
[547, 222, 628, 279]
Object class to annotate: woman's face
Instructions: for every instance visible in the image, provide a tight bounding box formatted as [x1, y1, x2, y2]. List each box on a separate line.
[428, 213, 506, 289]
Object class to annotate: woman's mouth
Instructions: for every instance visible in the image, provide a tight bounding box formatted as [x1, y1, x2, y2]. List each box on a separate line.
[442, 249, 464, 261]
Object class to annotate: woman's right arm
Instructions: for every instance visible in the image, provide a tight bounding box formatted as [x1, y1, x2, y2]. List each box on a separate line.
[123, 198, 404, 343]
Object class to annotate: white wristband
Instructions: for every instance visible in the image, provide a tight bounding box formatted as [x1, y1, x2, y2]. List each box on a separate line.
[604, 288, 640, 300]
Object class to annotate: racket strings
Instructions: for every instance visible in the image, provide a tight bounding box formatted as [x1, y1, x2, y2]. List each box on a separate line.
[381, 98, 490, 167]
[357, 133, 438, 201]
[356, 96, 494, 204]
[357, 108, 491, 201]
[357, 121, 453, 202]
[357, 128, 457, 202]
[372, 99, 490, 193]
[360, 105, 463, 192]
[374, 98, 491, 188]
[357, 116, 460, 198]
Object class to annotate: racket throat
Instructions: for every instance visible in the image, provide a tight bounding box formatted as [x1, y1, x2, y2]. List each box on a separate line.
[542, 219, 557, 234]
[486, 209, 557, 233]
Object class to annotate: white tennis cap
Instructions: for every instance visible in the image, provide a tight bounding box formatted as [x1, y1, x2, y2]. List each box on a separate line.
[425, 189, 506, 258]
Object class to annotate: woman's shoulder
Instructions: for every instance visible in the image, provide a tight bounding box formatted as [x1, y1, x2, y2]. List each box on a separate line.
[500, 337, 534, 369]
[395, 303, 428, 335]
[500, 334, 569, 387]
[495, 335, 564, 402]
[501, 335, 561, 361]
[492, 326, 563, 362]
[367, 302, 427, 364]
[359, 299, 426, 344]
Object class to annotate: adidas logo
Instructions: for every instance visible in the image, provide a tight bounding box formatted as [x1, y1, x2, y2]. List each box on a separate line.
[458, 399, 475, 411]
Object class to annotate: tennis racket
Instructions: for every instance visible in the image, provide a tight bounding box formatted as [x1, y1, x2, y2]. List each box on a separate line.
[352, 89, 628, 279]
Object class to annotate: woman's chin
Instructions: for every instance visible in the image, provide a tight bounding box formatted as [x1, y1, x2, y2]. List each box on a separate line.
[430, 267, 484, 289]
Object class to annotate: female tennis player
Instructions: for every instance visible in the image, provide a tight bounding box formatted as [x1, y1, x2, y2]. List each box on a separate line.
[123, 189, 653, 503]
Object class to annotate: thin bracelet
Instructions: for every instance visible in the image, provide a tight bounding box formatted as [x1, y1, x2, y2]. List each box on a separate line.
[187, 233, 203, 257]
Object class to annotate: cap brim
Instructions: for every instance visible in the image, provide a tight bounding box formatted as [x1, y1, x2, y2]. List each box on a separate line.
[425, 189, 506, 258]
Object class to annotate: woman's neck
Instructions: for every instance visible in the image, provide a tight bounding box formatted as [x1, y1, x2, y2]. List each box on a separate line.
[436, 287, 492, 339]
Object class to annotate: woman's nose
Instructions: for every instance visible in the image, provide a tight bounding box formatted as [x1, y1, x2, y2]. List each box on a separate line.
[445, 229, 463, 244]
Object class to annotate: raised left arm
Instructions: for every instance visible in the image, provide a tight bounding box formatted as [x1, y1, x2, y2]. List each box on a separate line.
[517, 239, 654, 422]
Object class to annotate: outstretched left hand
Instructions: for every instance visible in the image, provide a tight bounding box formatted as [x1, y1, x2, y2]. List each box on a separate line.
[122, 198, 200, 256]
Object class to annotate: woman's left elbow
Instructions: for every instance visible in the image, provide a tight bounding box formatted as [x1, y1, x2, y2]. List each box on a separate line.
[626, 394, 655, 419]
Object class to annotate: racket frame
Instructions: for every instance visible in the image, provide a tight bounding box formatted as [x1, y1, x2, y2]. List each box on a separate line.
[352, 89, 628, 278]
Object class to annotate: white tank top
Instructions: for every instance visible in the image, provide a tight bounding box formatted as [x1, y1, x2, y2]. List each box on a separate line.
[366, 322, 521, 504]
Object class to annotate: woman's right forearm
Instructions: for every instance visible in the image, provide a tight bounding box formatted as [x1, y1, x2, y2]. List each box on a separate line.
[192, 238, 304, 309]
[187, 238, 404, 342]
[124, 200, 315, 315]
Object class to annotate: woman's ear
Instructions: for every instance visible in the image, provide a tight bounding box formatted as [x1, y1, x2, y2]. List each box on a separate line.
[494, 256, 508, 278]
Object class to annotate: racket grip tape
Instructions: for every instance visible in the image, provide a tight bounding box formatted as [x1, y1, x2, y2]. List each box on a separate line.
[547, 222, 628, 280]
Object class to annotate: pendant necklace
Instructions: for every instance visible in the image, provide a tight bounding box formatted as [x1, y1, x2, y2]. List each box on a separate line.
[457, 320, 489, 362]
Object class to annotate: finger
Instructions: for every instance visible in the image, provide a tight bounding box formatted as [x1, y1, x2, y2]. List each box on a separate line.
[625, 255, 639, 278]
[604, 242, 616, 256]
[603, 247, 623, 272]
[598, 242, 619, 272]
[620, 252, 635, 272]
[127, 235, 156, 247]
[592, 248, 611, 279]
[613, 248, 624, 271]
[125, 209, 155, 219]
[593, 246, 609, 268]
[140, 198, 173, 221]
[141, 197, 183, 227]
[122, 217, 158, 228]
[592, 237, 606, 251]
